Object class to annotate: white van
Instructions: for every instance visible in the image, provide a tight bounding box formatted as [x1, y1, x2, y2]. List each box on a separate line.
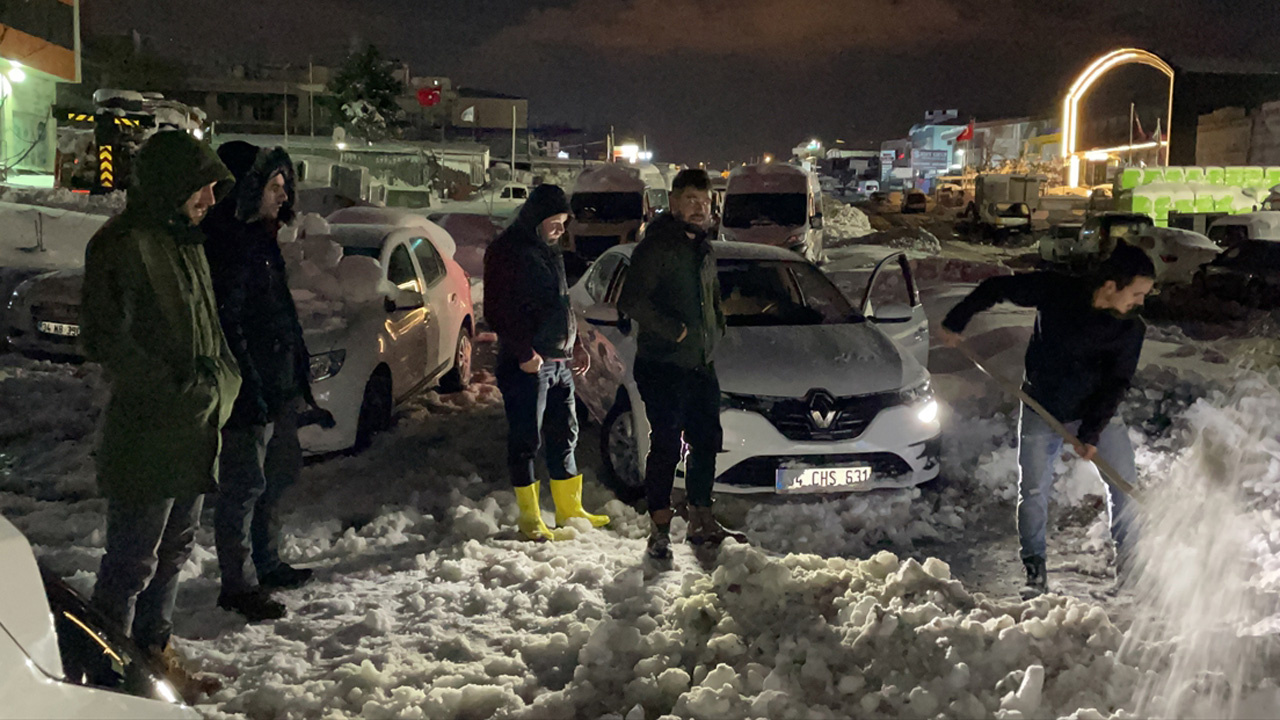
[718, 164, 825, 263]
[566, 164, 649, 262]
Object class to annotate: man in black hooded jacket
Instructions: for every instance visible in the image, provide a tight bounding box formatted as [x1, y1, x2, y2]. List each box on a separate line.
[204, 142, 332, 620]
[484, 184, 609, 541]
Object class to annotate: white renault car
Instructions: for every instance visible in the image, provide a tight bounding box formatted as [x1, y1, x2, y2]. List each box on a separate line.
[300, 208, 474, 453]
[0, 516, 199, 718]
[571, 242, 940, 500]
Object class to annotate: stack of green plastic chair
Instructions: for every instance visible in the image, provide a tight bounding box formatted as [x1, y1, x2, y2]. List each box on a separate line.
[1171, 185, 1196, 215]
[1128, 191, 1152, 216]
[1224, 167, 1247, 186]
[1265, 167, 1280, 188]
[1142, 168, 1166, 185]
[1117, 167, 1144, 191]
[1189, 183, 1219, 213]
[1243, 167, 1266, 187]
[1204, 167, 1226, 184]
[1163, 167, 1187, 183]
[1184, 167, 1207, 183]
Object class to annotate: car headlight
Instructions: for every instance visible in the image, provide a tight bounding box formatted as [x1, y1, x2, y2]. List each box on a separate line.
[309, 349, 346, 383]
[8, 288, 20, 312]
[898, 380, 938, 423]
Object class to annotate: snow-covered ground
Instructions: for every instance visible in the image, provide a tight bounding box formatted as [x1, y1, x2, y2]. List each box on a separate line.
[3, 297, 1278, 717]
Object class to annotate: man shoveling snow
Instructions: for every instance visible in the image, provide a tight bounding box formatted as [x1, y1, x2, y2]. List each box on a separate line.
[939, 241, 1156, 598]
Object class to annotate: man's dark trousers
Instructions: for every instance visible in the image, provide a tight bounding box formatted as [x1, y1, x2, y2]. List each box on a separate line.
[214, 402, 302, 593]
[635, 358, 721, 511]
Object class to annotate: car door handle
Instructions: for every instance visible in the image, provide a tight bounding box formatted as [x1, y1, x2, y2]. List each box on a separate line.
[449, 293, 458, 304]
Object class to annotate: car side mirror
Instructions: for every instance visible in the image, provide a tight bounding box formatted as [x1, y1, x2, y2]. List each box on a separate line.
[870, 303, 915, 324]
[584, 304, 620, 327]
[387, 289, 425, 313]
[810, 214, 824, 230]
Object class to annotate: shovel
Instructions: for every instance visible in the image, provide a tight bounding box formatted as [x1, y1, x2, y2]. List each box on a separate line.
[953, 342, 1140, 501]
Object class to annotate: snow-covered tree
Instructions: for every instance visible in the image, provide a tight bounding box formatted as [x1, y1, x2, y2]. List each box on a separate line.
[326, 44, 405, 142]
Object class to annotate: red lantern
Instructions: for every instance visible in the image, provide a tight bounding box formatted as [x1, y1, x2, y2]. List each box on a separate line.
[417, 88, 442, 107]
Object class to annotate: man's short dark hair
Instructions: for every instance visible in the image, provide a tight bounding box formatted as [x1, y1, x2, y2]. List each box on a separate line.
[1095, 241, 1156, 289]
[672, 169, 711, 195]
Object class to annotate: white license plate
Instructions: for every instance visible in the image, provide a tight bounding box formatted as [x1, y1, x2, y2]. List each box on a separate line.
[37, 321, 80, 337]
[776, 465, 873, 493]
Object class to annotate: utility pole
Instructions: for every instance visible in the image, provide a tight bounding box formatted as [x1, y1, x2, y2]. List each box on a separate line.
[283, 83, 289, 147]
[309, 59, 315, 139]
[511, 105, 517, 171]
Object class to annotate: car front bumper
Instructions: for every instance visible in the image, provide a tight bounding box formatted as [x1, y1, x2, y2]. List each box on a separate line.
[708, 404, 942, 495]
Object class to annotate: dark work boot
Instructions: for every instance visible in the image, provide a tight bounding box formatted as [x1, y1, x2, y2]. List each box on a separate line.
[218, 588, 287, 621]
[258, 563, 314, 591]
[686, 505, 747, 547]
[647, 508, 674, 561]
[1020, 555, 1049, 600]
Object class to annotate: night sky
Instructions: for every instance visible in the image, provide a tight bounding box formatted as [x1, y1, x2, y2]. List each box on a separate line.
[88, 0, 1279, 166]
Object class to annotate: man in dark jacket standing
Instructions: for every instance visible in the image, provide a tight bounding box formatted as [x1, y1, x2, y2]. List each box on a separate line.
[204, 142, 332, 620]
[484, 184, 609, 541]
[82, 131, 241, 691]
[617, 169, 743, 560]
[939, 242, 1155, 598]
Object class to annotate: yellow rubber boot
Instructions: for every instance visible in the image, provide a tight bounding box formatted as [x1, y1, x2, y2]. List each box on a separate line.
[550, 475, 610, 528]
[514, 484, 554, 542]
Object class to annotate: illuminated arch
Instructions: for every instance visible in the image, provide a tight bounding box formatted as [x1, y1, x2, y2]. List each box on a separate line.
[1061, 48, 1175, 186]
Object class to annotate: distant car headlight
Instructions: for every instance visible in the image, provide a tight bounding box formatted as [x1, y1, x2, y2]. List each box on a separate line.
[309, 349, 346, 383]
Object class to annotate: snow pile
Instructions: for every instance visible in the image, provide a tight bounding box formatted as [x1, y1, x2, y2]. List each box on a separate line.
[1121, 370, 1280, 717]
[742, 488, 964, 557]
[280, 214, 398, 334]
[0, 186, 125, 216]
[820, 197, 874, 247]
[0, 203, 108, 271]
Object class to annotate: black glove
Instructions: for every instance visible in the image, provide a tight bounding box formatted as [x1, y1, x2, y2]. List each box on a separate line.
[298, 406, 336, 429]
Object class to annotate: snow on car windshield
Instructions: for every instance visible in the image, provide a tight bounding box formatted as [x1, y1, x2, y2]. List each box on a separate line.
[718, 258, 860, 327]
[570, 192, 643, 223]
[722, 193, 807, 229]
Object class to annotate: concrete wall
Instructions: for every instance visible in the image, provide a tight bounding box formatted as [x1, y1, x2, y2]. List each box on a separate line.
[1196, 100, 1280, 167]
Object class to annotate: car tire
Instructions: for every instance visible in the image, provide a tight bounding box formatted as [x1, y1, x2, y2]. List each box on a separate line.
[599, 398, 645, 505]
[438, 326, 473, 394]
[354, 370, 393, 452]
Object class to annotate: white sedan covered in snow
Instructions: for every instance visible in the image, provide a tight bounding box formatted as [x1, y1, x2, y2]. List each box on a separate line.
[297, 208, 475, 453]
[571, 242, 940, 501]
[0, 516, 198, 718]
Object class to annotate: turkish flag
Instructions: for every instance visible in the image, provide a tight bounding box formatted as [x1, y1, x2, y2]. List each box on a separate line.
[956, 119, 975, 142]
[417, 88, 442, 107]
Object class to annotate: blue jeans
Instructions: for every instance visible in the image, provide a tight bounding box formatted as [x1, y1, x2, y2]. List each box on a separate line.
[92, 494, 204, 652]
[214, 403, 301, 593]
[497, 359, 578, 488]
[1017, 405, 1136, 561]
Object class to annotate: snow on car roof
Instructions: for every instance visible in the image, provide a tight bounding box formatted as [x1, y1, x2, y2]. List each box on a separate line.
[726, 163, 817, 195]
[325, 207, 436, 230]
[572, 164, 645, 194]
[0, 515, 63, 679]
[327, 224, 396, 249]
[605, 240, 813, 263]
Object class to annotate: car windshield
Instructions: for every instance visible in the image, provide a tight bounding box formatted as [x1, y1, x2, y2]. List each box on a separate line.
[718, 258, 860, 326]
[1109, 219, 1153, 240]
[342, 246, 382, 259]
[722, 193, 807, 229]
[1219, 241, 1280, 268]
[571, 192, 643, 222]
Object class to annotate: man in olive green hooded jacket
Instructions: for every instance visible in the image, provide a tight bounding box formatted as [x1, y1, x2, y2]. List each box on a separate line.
[83, 131, 241, 663]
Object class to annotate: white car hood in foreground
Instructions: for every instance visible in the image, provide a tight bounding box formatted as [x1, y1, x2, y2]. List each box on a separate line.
[715, 323, 922, 398]
[0, 516, 62, 678]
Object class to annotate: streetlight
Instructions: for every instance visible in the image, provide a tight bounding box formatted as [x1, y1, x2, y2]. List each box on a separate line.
[763, 153, 773, 164]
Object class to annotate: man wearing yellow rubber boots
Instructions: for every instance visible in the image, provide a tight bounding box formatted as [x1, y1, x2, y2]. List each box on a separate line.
[484, 185, 609, 540]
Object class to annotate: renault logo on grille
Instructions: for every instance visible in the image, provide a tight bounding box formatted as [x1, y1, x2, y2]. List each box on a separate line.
[807, 391, 838, 429]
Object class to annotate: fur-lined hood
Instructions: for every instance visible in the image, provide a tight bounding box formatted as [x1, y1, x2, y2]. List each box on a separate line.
[212, 141, 296, 225]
